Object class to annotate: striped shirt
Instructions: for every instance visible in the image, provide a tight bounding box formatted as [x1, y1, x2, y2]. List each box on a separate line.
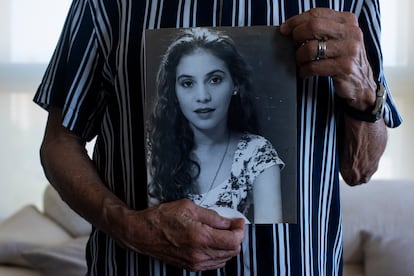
[34, 0, 402, 275]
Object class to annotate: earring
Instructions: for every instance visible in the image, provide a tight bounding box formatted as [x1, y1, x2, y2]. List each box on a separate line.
[232, 89, 238, 96]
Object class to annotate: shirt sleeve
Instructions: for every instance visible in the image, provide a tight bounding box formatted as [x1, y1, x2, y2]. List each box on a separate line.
[358, 0, 402, 127]
[249, 135, 285, 180]
[33, 0, 108, 141]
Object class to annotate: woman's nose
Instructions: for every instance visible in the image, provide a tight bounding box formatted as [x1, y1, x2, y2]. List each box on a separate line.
[195, 85, 211, 102]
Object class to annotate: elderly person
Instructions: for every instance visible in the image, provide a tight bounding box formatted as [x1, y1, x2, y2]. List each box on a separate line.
[35, 0, 401, 275]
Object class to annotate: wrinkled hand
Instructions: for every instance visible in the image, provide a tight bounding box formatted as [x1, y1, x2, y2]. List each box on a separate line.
[109, 199, 245, 272]
[280, 8, 376, 111]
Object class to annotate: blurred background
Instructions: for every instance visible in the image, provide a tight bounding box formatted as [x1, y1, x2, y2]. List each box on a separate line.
[0, 0, 413, 222]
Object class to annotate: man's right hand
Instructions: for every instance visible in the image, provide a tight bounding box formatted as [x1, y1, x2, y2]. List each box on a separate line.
[41, 108, 244, 272]
[105, 199, 246, 272]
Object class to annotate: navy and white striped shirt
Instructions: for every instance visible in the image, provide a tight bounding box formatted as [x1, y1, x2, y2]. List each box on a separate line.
[34, 0, 402, 275]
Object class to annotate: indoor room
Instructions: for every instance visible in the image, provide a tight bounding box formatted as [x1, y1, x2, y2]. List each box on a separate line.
[0, 0, 413, 275]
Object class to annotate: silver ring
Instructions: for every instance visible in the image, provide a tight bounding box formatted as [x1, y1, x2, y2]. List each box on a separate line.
[316, 40, 327, 61]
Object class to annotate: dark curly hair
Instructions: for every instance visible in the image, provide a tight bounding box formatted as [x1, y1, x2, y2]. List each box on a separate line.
[148, 27, 258, 203]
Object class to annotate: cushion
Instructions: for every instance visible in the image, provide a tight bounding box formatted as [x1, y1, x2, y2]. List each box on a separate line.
[0, 266, 42, 276]
[363, 231, 414, 276]
[341, 180, 414, 263]
[0, 205, 71, 266]
[43, 185, 91, 237]
[21, 236, 88, 276]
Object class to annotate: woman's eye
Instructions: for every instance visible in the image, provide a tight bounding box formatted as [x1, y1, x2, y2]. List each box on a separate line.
[209, 76, 222, 84]
[181, 80, 193, 88]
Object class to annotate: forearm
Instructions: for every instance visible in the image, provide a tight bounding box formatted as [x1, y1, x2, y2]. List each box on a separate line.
[40, 108, 132, 243]
[339, 113, 387, 185]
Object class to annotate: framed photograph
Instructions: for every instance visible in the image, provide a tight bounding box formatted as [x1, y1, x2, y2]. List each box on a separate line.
[144, 26, 297, 224]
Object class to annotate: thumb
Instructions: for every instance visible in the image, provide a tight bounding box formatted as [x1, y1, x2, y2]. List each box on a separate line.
[195, 206, 233, 230]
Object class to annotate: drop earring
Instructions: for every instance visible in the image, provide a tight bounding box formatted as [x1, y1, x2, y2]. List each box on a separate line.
[232, 88, 238, 96]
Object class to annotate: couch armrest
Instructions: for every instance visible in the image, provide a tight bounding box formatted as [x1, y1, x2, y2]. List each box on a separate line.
[341, 179, 414, 265]
[43, 185, 91, 237]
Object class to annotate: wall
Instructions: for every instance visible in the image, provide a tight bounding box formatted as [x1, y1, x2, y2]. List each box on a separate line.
[378, 0, 414, 180]
[0, 0, 71, 221]
[0, 91, 47, 221]
[380, 68, 414, 179]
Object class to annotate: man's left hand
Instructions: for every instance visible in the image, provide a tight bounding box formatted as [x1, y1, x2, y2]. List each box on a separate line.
[280, 8, 376, 112]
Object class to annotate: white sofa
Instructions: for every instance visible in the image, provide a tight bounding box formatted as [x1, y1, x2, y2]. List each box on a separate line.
[341, 179, 414, 276]
[0, 185, 90, 276]
[0, 180, 413, 275]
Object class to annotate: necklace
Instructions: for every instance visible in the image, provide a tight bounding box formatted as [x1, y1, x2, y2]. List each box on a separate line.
[199, 133, 231, 204]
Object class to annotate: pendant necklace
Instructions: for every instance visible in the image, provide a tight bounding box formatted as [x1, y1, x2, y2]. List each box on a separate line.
[199, 133, 231, 205]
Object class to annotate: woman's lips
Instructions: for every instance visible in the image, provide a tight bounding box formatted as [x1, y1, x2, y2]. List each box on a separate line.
[194, 108, 215, 114]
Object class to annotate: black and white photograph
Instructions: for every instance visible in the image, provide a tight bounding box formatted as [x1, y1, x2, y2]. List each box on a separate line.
[144, 26, 297, 224]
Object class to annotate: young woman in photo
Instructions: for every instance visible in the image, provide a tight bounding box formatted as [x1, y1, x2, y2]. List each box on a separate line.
[147, 27, 284, 224]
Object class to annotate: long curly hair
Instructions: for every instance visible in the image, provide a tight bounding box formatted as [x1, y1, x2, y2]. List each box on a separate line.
[148, 27, 258, 203]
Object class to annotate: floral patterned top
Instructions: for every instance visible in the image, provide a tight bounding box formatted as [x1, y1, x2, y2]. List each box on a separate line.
[188, 133, 284, 221]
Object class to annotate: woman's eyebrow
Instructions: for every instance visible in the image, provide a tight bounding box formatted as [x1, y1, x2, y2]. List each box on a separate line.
[176, 69, 225, 80]
[176, 74, 193, 80]
[206, 69, 225, 77]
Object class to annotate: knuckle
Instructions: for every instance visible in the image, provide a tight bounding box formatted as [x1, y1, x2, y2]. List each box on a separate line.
[308, 20, 322, 34]
[344, 12, 358, 25]
[342, 59, 355, 75]
[308, 8, 322, 18]
[351, 26, 364, 41]
[333, 58, 353, 76]
[179, 199, 196, 213]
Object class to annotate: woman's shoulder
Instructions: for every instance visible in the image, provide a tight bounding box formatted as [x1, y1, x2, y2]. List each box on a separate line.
[239, 132, 272, 149]
[233, 132, 284, 180]
[234, 132, 276, 160]
[237, 132, 284, 168]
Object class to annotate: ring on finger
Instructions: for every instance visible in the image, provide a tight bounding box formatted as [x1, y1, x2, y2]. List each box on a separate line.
[315, 39, 327, 61]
